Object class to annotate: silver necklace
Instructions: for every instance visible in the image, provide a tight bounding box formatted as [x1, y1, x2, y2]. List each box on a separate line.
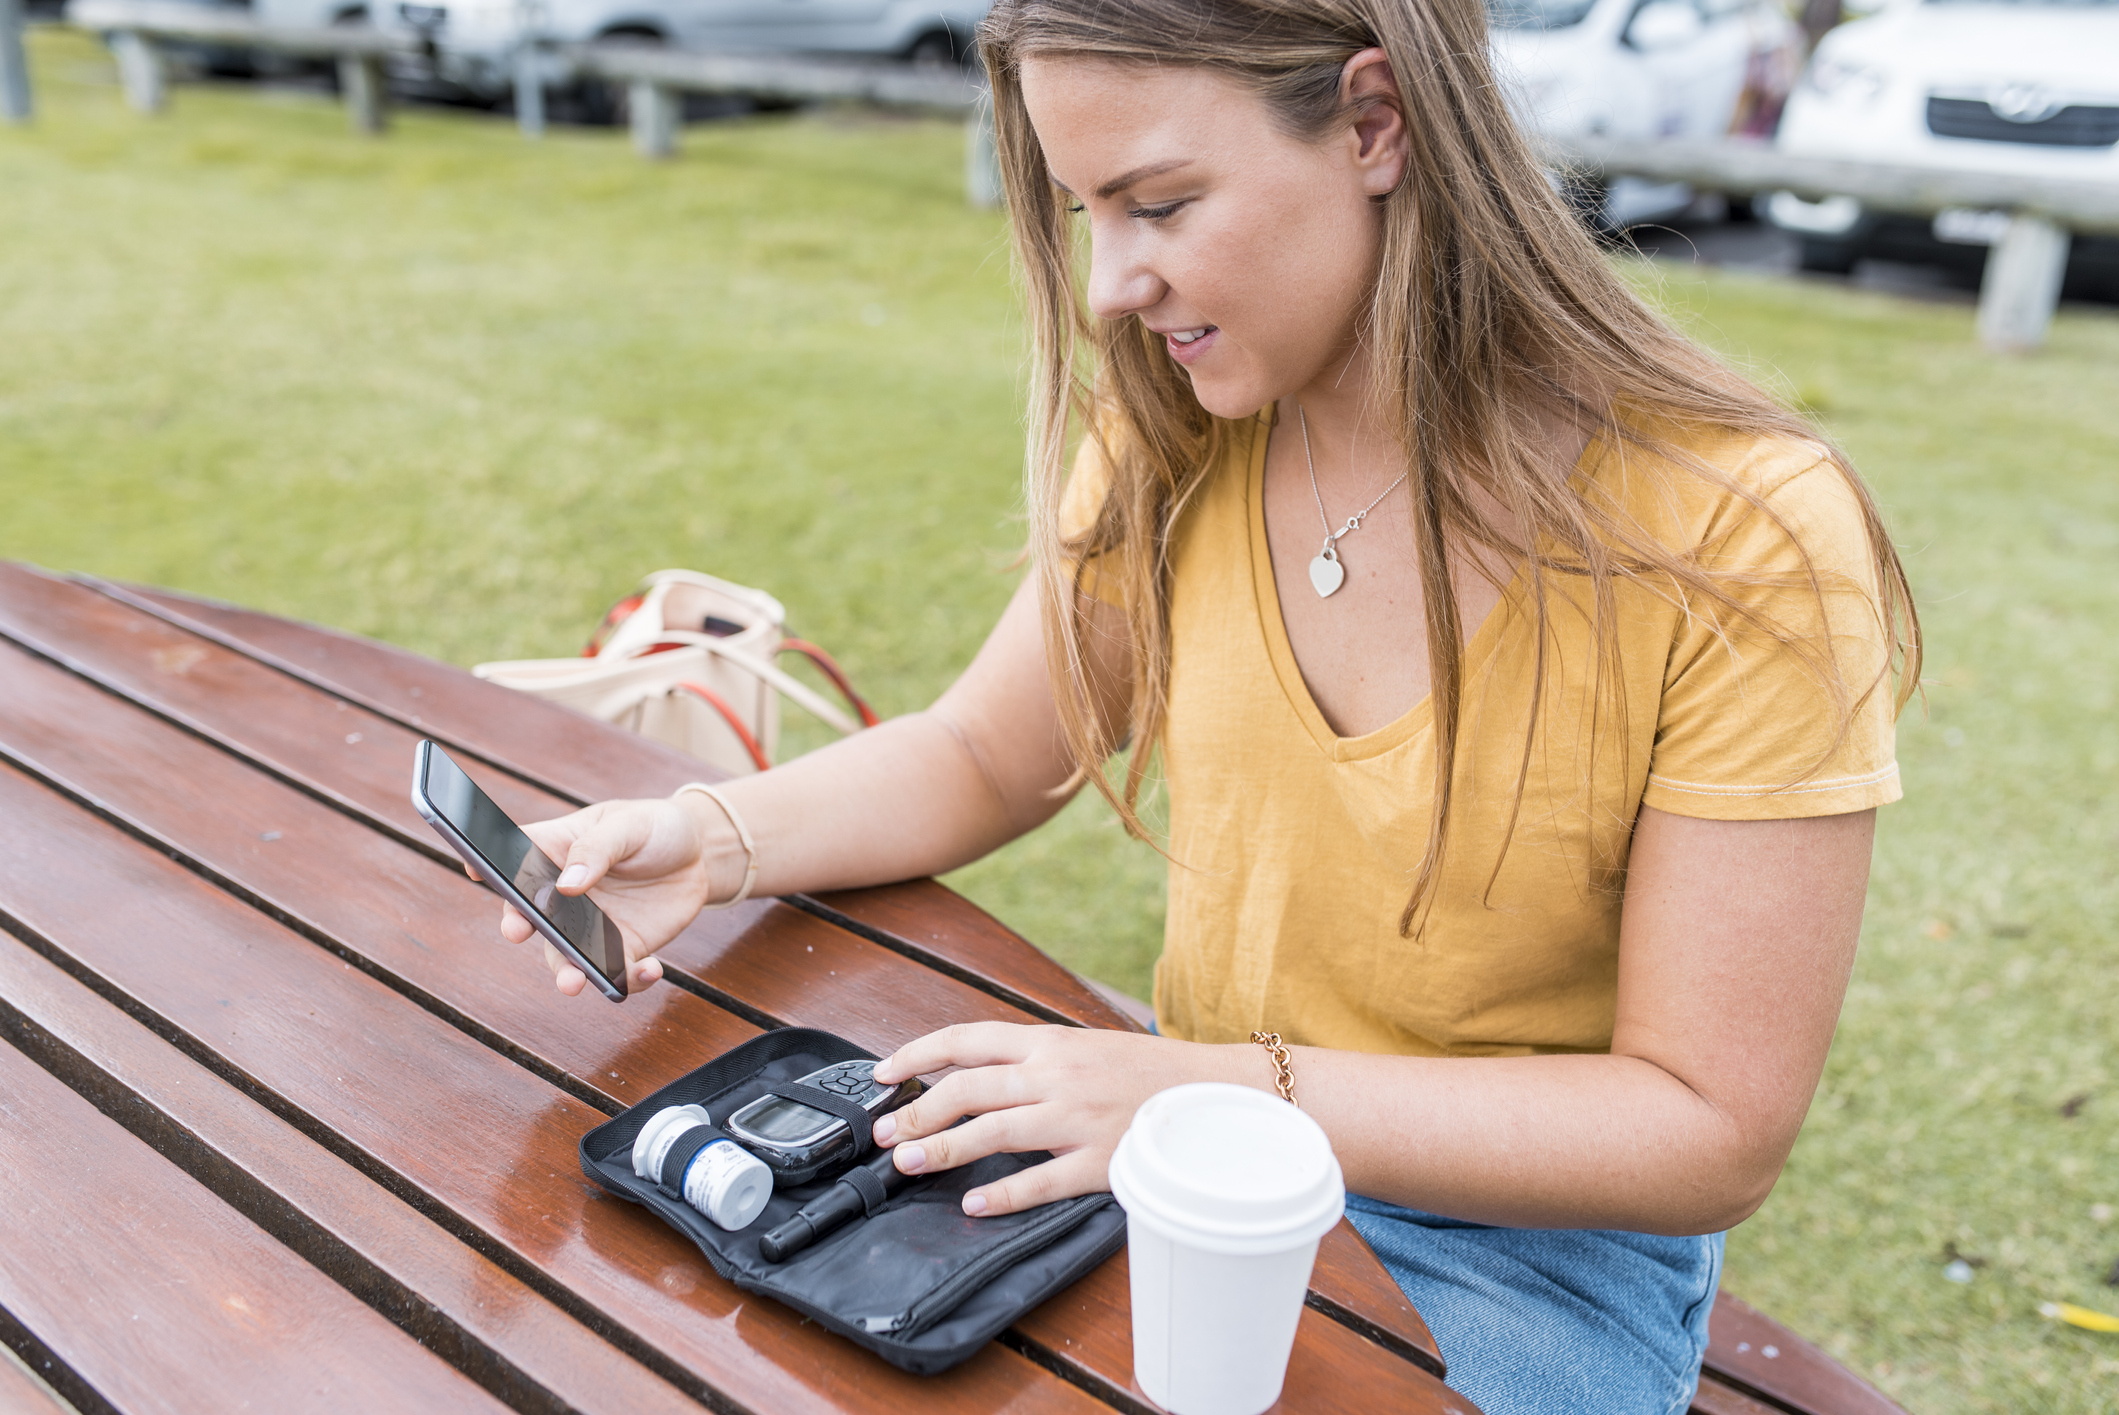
[1298, 402, 1408, 599]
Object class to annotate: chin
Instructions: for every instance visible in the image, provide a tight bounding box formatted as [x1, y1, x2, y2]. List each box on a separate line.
[1183, 369, 1277, 422]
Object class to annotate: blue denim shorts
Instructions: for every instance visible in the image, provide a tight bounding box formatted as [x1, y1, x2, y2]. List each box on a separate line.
[1346, 1194, 1723, 1415]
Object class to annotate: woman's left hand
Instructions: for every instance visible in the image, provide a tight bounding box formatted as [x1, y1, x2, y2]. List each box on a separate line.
[870, 1023, 1242, 1216]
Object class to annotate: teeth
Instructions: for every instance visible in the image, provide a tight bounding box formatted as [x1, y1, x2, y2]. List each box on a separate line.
[1171, 328, 1208, 344]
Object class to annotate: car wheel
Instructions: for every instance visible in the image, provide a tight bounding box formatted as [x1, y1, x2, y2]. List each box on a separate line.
[906, 28, 964, 69]
[572, 27, 663, 126]
[1796, 234, 1863, 276]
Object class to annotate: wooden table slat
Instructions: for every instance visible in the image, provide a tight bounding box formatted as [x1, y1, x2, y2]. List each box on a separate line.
[0, 764, 1099, 1415]
[0, 565, 1447, 1377]
[0, 1341, 86, 1415]
[0, 1032, 520, 1415]
[1702, 1294, 1907, 1415]
[94, 574, 1144, 1033]
[1689, 1373, 1786, 1415]
[0, 932, 701, 1415]
[1016, 1247, 1473, 1415]
[0, 614, 1452, 1413]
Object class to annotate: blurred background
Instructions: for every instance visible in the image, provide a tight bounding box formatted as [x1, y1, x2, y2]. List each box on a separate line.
[1, 1, 2115, 1409]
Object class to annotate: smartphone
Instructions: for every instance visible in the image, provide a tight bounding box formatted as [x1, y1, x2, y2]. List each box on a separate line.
[726, 1060, 921, 1184]
[410, 740, 629, 1003]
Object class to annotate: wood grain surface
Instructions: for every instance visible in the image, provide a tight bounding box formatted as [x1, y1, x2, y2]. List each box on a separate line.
[0, 932, 698, 1415]
[0, 1031, 519, 1415]
[0, 1343, 84, 1415]
[1690, 1374, 1786, 1415]
[1016, 1247, 1473, 1415]
[0, 762, 1097, 1415]
[1703, 1293, 1907, 1415]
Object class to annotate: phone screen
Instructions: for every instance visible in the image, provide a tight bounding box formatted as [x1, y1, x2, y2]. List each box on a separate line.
[415, 745, 628, 989]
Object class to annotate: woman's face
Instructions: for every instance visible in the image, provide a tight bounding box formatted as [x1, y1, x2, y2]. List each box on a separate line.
[1019, 54, 1406, 421]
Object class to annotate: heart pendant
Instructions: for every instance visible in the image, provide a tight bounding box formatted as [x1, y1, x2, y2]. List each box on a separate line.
[1308, 552, 1345, 598]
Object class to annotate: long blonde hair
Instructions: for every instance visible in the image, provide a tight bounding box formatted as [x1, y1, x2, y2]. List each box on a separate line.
[980, 0, 1919, 934]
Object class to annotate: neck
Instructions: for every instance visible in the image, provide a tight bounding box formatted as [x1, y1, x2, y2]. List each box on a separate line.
[1283, 346, 1401, 498]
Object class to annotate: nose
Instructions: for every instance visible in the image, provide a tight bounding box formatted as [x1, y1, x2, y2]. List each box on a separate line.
[1084, 222, 1165, 324]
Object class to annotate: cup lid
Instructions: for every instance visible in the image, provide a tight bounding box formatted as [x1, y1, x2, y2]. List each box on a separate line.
[1109, 1083, 1344, 1248]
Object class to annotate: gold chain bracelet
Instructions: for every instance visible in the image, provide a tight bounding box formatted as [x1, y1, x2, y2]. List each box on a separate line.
[1250, 1031, 1298, 1108]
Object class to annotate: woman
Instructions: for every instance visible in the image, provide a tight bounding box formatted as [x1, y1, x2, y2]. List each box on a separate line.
[501, 1, 1917, 1408]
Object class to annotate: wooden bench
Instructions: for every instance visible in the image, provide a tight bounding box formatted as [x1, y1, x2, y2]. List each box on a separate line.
[0, 561, 1903, 1415]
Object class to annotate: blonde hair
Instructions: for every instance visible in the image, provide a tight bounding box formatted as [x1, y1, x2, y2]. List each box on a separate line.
[980, 0, 1920, 934]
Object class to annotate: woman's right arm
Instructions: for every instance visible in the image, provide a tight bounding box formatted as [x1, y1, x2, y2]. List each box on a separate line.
[502, 574, 1132, 994]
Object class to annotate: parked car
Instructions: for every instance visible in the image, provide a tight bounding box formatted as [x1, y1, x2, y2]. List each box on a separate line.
[254, 0, 987, 108]
[1488, 0, 1802, 228]
[1766, 0, 2119, 296]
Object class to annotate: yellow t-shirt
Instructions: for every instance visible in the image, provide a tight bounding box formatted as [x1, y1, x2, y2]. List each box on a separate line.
[1061, 408, 1900, 1057]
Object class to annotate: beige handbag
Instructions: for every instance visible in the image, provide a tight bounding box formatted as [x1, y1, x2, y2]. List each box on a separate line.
[474, 569, 875, 776]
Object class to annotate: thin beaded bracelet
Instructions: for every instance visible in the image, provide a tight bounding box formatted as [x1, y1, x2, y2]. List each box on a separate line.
[673, 782, 759, 910]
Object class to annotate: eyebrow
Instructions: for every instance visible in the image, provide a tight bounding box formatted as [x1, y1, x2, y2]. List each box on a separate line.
[1050, 159, 1196, 202]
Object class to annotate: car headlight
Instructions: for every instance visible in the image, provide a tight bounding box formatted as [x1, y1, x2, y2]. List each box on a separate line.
[1803, 56, 1890, 106]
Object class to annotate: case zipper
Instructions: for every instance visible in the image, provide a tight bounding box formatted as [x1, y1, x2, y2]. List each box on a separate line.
[861, 1194, 1109, 1337]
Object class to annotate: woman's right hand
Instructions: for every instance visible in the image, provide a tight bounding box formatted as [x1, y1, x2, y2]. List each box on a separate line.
[496, 794, 734, 997]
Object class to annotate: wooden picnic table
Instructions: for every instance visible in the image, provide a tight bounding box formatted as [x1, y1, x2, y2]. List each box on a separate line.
[0, 562, 1902, 1415]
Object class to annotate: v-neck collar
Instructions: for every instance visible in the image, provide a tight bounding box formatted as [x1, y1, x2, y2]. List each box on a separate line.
[1243, 405, 1587, 764]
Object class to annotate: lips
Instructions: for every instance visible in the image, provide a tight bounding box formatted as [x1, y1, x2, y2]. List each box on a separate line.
[1160, 324, 1218, 366]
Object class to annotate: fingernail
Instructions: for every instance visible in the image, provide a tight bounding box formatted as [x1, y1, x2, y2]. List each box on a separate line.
[871, 1114, 896, 1145]
[896, 1143, 926, 1174]
[963, 1193, 988, 1217]
[557, 865, 589, 890]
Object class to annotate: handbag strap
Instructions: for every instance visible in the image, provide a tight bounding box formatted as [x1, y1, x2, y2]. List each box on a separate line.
[779, 639, 880, 728]
[629, 632, 863, 736]
[673, 683, 771, 773]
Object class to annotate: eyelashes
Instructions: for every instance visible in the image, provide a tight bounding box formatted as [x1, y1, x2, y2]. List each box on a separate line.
[1060, 200, 1188, 221]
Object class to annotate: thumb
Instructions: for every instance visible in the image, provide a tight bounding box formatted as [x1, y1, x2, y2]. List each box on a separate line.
[557, 833, 616, 894]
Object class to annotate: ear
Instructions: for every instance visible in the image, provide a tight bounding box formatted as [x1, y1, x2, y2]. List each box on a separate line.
[1339, 48, 1407, 197]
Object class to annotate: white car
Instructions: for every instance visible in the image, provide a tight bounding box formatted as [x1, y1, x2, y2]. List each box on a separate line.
[1766, 0, 2119, 290]
[255, 0, 986, 106]
[1488, 0, 1802, 227]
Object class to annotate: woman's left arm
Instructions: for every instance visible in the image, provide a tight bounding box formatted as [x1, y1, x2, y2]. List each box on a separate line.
[870, 805, 1872, 1235]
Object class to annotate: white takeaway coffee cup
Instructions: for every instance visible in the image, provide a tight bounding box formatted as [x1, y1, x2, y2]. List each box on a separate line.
[1107, 1082, 1345, 1415]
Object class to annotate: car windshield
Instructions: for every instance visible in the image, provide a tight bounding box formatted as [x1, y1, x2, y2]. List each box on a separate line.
[1487, 0, 1602, 29]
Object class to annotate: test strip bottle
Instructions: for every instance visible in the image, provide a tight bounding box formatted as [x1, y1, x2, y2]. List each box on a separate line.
[631, 1104, 774, 1232]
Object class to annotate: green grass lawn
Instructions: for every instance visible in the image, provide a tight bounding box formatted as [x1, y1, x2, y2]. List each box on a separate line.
[5, 28, 2118, 1411]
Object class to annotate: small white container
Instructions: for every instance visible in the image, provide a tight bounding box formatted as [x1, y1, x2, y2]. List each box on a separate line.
[1108, 1083, 1345, 1415]
[631, 1104, 773, 1232]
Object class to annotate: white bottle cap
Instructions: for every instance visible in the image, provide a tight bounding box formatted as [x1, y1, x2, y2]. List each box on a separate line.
[630, 1104, 773, 1232]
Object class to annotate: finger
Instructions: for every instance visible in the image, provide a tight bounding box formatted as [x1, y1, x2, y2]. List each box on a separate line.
[542, 939, 587, 997]
[963, 1149, 1107, 1218]
[875, 1065, 1028, 1147]
[499, 902, 534, 944]
[630, 955, 663, 991]
[873, 1022, 1043, 1086]
[890, 1103, 1054, 1180]
[531, 802, 655, 895]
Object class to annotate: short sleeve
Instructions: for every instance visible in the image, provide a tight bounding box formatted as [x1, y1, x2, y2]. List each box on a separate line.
[1641, 454, 1903, 821]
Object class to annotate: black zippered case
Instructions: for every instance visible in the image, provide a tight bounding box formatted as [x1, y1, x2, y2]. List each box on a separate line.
[578, 1026, 1127, 1374]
